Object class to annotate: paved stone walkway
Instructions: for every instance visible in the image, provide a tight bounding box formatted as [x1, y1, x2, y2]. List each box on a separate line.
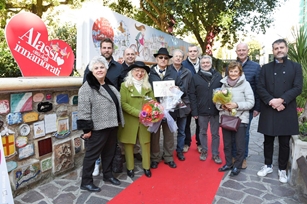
[14, 116, 307, 204]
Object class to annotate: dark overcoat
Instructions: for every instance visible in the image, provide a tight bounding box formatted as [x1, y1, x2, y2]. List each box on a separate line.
[257, 57, 303, 136]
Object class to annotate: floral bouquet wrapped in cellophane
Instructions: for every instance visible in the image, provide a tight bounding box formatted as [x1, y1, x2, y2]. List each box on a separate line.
[139, 100, 164, 127]
[213, 88, 236, 115]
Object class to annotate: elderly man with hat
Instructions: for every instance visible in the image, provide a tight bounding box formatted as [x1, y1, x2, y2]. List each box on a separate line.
[118, 61, 154, 178]
[148, 48, 185, 169]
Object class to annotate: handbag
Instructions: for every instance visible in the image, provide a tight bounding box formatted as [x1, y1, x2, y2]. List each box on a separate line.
[220, 112, 244, 132]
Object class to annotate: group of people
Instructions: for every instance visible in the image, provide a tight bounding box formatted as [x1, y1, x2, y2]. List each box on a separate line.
[77, 38, 303, 192]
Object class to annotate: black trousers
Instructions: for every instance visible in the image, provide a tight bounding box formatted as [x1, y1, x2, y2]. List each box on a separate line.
[184, 113, 201, 146]
[263, 135, 291, 170]
[81, 127, 118, 185]
[222, 124, 246, 169]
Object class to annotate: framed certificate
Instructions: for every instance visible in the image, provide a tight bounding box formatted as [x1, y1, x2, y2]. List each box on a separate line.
[152, 80, 175, 97]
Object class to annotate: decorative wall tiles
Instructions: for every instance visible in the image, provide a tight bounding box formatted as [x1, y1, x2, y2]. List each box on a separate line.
[22, 111, 39, 123]
[54, 117, 70, 139]
[16, 136, 28, 148]
[18, 124, 30, 136]
[44, 113, 57, 133]
[71, 95, 78, 105]
[33, 93, 44, 102]
[40, 157, 52, 172]
[56, 94, 69, 104]
[6, 113, 22, 125]
[0, 100, 10, 114]
[2, 134, 16, 157]
[10, 92, 33, 113]
[33, 121, 45, 138]
[37, 137, 52, 157]
[6, 161, 17, 172]
[13, 161, 41, 190]
[71, 112, 78, 131]
[45, 93, 52, 100]
[54, 140, 73, 173]
[37, 102, 53, 112]
[18, 143, 34, 160]
[74, 137, 81, 154]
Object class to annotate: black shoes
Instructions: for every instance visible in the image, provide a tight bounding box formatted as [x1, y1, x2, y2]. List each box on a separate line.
[144, 169, 152, 178]
[134, 153, 142, 161]
[164, 161, 177, 168]
[127, 169, 134, 178]
[230, 168, 240, 177]
[80, 183, 101, 192]
[150, 161, 159, 169]
[218, 165, 233, 172]
[103, 177, 121, 185]
[177, 152, 185, 161]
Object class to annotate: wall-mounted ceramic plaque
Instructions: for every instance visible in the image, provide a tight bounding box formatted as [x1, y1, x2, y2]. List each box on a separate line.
[16, 136, 28, 148]
[19, 124, 30, 136]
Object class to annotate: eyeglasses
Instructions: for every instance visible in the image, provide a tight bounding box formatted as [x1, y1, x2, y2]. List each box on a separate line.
[158, 56, 169, 60]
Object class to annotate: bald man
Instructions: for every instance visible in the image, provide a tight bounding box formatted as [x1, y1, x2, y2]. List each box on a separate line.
[121, 48, 136, 80]
[233, 42, 261, 169]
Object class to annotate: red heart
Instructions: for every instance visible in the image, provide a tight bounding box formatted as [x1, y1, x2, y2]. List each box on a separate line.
[5, 12, 74, 77]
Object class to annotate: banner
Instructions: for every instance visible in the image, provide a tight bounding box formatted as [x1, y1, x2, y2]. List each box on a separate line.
[0, 138, 14, 204]
[76, 5, 190, 75]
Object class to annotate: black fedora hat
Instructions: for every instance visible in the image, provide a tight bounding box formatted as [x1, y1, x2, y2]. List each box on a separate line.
[153, 47, 172, 58]
[128, 61, 150, 73]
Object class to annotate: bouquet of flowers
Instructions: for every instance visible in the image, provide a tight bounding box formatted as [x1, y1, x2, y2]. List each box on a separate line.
[212, 88, 232, 104]
[139, 101, 164, 127]
[213, 88, 236, 116]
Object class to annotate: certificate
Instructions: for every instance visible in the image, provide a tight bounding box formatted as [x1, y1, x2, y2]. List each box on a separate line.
[152, 80, 175, 97]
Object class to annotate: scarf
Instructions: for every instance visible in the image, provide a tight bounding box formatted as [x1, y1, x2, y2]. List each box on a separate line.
[227, 76, 240, 87]
[132, 77, 143, 93]
[200, 69, 212, 77]
[188, 57, 199, 73]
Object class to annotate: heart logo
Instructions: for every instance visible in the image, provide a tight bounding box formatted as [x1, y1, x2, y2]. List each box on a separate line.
[5, 12, 74, 77]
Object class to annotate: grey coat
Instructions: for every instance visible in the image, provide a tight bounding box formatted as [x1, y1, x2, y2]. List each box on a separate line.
[77, 72, 124, 132]
[217, 74, 255, 124]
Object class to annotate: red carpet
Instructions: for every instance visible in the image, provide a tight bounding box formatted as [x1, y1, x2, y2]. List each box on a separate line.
[109, 129, 225, 204]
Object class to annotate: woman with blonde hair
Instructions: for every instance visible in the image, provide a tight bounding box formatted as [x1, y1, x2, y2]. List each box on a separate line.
[118, 61, 154, 178]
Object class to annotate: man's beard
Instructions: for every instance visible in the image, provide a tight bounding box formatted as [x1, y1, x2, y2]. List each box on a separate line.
[102, 53, 112, 61]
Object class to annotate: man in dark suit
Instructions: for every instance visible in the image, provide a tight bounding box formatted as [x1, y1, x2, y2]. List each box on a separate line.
[256, 39, 303, 184]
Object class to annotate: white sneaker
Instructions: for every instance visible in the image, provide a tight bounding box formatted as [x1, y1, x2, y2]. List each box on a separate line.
[257, 165, 273, 177]
[92, 164, 100, 176]
[278, 170, 288, 183]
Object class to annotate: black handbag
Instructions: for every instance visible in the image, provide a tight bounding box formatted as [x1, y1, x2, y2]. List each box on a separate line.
[220, 111, 244, 132]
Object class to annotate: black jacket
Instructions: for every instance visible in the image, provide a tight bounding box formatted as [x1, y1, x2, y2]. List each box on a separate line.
[189, 68, 222, 116]
[83, 57, 123, 90]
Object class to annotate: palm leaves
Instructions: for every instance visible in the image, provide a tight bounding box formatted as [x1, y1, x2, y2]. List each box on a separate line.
[288, 26, 307, 108]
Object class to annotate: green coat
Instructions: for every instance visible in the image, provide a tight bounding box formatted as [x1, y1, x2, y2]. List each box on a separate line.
[118, 83, 154, 144]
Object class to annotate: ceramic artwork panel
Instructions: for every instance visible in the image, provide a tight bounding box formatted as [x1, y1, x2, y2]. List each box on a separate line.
[71, 112, 78, 131]
[10, 92, 33, 113]
[44, 113, 57, 133]
[57, 117, 69, 135]
[6, 113, 22, 125]
[0, 100, 10, 114]
[74, 137, 81, 154]
[38, 137, 52, 157]
[22, 111, 39, 123]
[2, 134, 16, 157]
[16, 136, 28, 148]
[56, 94, 69, 104]
[54, 140, 73, 173]
[33, 121, 46, 138]
[40, 157, 52, 172]
[33, 93, 44, 102]
[13, 162, 41, 190]
[18, 143, 34, 160]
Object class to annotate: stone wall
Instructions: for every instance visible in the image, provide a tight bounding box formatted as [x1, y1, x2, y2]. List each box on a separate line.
[0, 77, 84, 196]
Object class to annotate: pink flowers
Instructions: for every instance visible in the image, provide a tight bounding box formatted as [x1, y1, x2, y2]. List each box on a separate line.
[139, 101, 164, 126]
[297, 107, 304, 117]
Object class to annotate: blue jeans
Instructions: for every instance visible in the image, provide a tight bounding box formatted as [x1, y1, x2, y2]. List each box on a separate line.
[232, 111, 253, 158]
[176, 117, 187, 152]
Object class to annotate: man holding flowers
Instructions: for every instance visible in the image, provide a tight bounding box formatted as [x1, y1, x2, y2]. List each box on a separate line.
[148, 48, 184, 169]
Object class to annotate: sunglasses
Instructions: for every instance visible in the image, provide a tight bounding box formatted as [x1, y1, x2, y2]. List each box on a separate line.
[158, 56, 169, 60]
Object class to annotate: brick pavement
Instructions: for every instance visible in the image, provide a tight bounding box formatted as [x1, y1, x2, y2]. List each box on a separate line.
[14, 116, 307, 204]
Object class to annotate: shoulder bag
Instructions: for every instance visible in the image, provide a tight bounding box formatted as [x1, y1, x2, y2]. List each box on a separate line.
[220, 111, 244, 132]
